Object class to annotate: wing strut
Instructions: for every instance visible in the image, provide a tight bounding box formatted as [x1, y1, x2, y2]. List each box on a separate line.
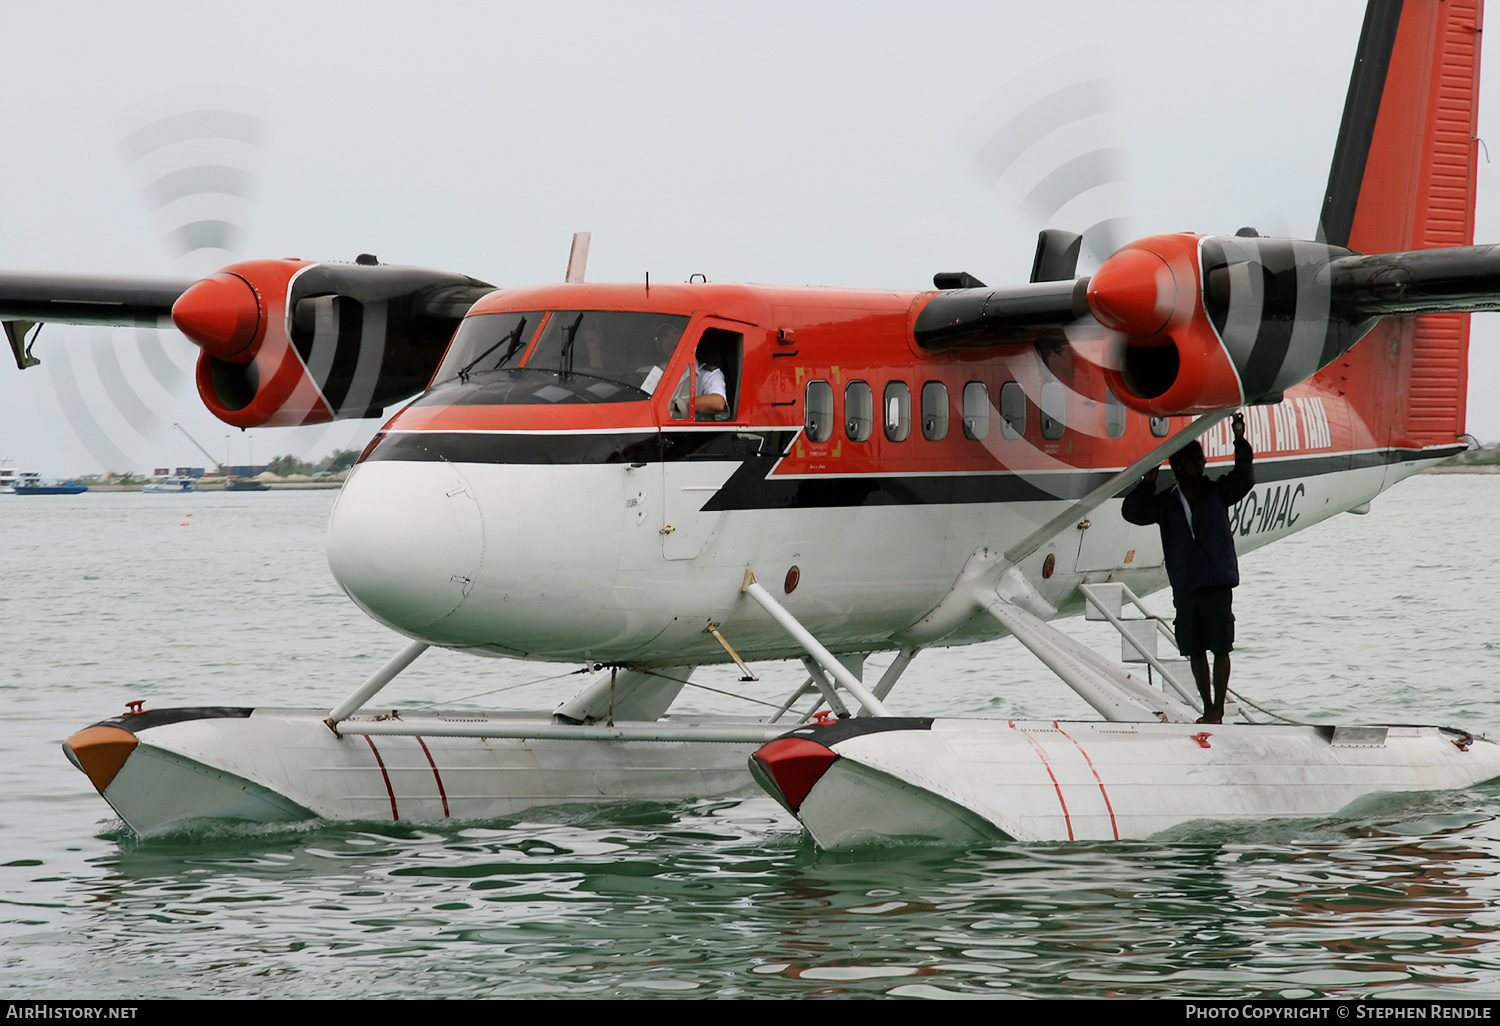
[978, 590, 1197, 723]
[1004, 409, 1234, 567]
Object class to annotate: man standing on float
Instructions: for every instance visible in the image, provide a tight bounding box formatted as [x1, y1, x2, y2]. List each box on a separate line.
[1122, 412, 1254, 724]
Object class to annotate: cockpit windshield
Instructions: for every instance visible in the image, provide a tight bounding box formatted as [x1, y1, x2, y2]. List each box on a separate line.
[526, 311, 687, 392]
[428, 310, 690, 402]
[431, 311, 543, 385]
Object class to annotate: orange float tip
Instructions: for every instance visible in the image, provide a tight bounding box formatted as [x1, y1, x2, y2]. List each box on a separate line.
[62, 725, 139, 794]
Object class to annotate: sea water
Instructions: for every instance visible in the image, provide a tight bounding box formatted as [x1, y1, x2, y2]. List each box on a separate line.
[3, 476, 1500, 1000]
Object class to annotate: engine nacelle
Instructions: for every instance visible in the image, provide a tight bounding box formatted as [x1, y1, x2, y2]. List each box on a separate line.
[1087, 234, 1365, 417]
[172, 258, 494, 428]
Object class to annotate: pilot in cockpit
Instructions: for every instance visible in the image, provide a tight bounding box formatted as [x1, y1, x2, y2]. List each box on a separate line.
[580, 325, 606, 371]
[637, 324, 681, 393]
[694, 353, 726, 418]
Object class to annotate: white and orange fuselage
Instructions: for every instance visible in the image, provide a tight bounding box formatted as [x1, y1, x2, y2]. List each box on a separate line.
[326, 278, 1451, 669]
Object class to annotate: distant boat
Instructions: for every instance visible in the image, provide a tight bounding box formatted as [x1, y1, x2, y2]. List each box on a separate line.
[142, 477, 196, 493]
[224, 477, 270, 492]
[13, 473, 87, 495]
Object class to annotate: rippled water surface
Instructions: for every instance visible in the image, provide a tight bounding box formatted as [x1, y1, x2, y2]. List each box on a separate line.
[4, 477, 1500, 999]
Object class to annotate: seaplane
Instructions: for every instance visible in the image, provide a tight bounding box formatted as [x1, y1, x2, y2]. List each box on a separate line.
[8, 0, 1500, 846]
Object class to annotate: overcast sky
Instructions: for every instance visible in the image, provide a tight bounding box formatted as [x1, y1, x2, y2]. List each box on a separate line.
[3, 0, 1497, 476]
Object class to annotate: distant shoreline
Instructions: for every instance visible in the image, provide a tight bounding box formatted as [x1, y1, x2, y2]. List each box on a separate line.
[1424, 464, 1500, 474]
[72, 481, 344, 492]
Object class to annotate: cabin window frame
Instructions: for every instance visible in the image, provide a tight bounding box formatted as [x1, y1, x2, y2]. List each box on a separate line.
[999, 381, 1025, 439]
[805, 379, 835, 443]
[1039, 381, 1066, 440]
[962, 381, 989, 441]
[921, 381, 949, 441]
[884, 381, 912, 442]
[845, 380, 874, 442]
[1105, 390, 1127, 439]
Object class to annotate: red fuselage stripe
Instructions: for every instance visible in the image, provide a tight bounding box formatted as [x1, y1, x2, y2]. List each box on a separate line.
[1053, 722, 1119, 840]
[363, 735, 399, 821]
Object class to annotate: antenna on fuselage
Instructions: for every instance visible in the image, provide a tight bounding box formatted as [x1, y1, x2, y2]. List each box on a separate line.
[565, 231, 591, 283]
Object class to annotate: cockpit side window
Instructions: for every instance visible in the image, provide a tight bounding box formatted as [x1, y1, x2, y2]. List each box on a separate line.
[693, 328, 742, 421]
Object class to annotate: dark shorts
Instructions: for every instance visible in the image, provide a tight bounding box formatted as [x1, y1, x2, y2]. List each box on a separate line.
[1174, 585, 1234, 656]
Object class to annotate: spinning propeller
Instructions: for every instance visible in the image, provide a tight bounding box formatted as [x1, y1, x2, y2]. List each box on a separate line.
[6, 94, 273, 473]
[1, 89, 497, 472]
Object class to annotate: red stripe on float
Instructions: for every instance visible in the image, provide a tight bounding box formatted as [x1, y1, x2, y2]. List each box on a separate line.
[1015, 725, 1073, 840]
[414, 736, 450, 817]
[1053, 722, 1119, 840]
[363, 735, 400, 821]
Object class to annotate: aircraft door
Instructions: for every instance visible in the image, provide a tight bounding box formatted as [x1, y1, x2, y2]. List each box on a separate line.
[659, 324, 747, 561]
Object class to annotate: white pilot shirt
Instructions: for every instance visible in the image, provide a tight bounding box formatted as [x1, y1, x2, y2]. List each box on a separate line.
[697, 363, 726, 401]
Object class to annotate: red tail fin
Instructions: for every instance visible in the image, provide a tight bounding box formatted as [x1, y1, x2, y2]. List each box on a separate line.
[1317, 0, 1483, 449]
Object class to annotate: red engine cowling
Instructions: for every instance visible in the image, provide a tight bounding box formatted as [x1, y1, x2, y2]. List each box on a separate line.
[172, 258, 494, 429]
[1087, 234, 1360, 417]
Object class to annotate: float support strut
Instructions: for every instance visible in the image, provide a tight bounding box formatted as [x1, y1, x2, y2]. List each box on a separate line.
[326, 640, 431, 731]
[742, 572, 891, 717]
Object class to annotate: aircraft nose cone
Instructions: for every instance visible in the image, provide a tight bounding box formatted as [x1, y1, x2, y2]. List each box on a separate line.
[172, 272, 262, 360]
[327, 461, 484, 635]
[1087, 247, 1175, 338]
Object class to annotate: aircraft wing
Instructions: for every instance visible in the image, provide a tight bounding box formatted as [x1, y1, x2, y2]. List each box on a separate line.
[0, 270, 195, 329]
[912, 232, 1500, 418]
[1, 260, 494, 427]
[1329, 244, 1500, 316]
[0, 270, 197, 369]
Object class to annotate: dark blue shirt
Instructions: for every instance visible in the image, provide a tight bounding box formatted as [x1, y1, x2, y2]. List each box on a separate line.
[1121, 438, 1255, 600]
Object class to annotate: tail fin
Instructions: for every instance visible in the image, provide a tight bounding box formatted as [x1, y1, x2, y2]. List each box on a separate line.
[1316, 0, 1483, 449]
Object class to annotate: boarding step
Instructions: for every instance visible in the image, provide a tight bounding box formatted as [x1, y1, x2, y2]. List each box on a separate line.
[1079, 582, 1240, 720]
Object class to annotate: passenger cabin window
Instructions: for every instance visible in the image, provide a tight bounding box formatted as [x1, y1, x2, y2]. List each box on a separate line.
[1000, 381, 1025, 439]
[884, 382, 911, 442]
[805, 380, 834, 442]
[1105, 390, 1127, 439]
[1039, 381, 1066, 440]
[962, 382, 989, 441]
[845, 381, 873, 442]
[1150, 415, 1170, 437]
[921, 382, 949, 441]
